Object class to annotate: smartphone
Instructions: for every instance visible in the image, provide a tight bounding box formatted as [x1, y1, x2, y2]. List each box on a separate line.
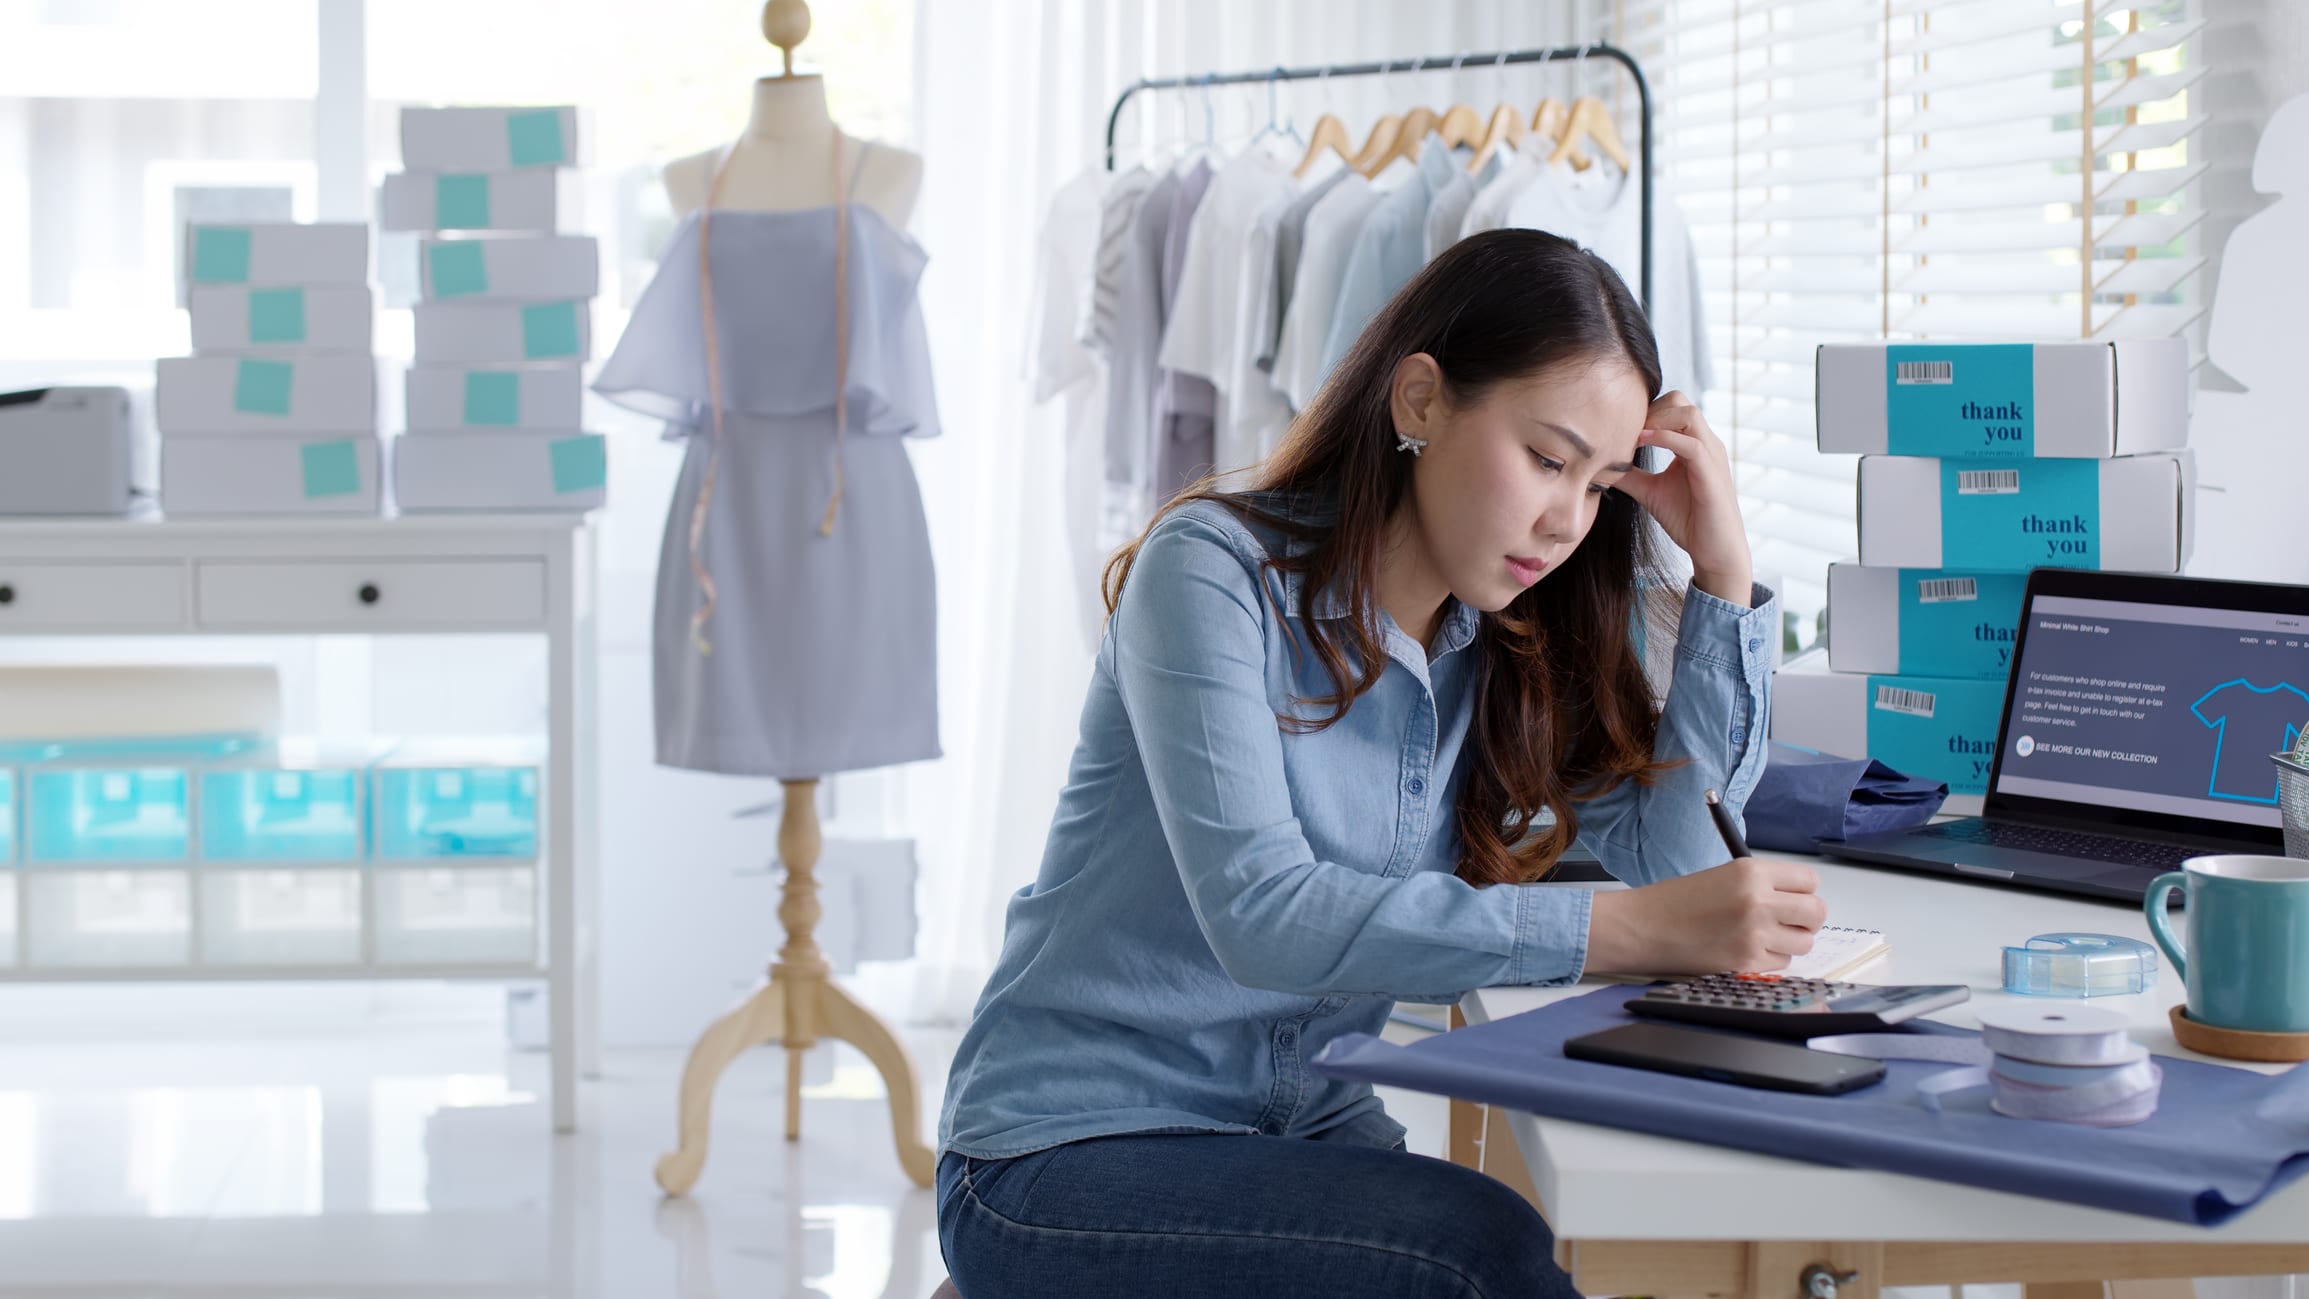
[1564, 1021, 1886, 1096]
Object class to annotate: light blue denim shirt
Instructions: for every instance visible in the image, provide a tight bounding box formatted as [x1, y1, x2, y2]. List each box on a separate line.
[1317, 138, 1462, 381]
[938, 498, 1779, 1159]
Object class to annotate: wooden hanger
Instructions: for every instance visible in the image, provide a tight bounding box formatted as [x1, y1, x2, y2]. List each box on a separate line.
[1294, 111, 1354, 178]
[1438, 102, 1483, 149]
[1532, 96, 1589, 170]
[1548, 95, 1630, 171]
[1364, 103, 1439, 176]
[1467, 101, 1526, 173]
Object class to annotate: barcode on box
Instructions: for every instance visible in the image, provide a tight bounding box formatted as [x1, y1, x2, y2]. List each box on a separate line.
[1896, 360, 1954, 385]
[1874, 685, 1938, 718]
[1916, 577, 1979, 604]
[1957, 469, 2019, 494]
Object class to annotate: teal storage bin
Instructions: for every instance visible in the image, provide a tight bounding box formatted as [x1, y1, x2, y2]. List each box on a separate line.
[28, 768, 192, 863]
[200, 768, 363, 863]
[374, 766, 539, 859]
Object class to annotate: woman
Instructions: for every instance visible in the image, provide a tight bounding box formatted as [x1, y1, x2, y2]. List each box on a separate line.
[936, 229, 1825, 1297]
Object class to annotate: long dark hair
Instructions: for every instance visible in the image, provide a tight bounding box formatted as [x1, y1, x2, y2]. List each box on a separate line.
[1103, 229, 1681, 888]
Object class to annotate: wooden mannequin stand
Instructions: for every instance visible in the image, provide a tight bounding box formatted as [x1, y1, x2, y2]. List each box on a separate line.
[656, 778, 937, 1193]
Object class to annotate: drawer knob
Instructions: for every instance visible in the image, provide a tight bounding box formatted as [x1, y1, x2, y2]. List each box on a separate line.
[358, 583, 381, 606]
[0, 583, 12, 606]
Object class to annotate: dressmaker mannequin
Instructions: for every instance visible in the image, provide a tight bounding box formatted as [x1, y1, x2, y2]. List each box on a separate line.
[651, 0, 937, 1196]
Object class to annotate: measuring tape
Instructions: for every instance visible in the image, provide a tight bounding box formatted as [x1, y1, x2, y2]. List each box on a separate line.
[1813, 1003, 2161, 1127]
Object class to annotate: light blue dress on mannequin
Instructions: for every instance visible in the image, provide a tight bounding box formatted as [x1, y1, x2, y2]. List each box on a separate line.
[593, 146, 943, 778]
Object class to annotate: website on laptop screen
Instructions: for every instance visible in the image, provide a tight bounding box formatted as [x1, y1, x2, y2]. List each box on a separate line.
[1996, 594, 2309, 828]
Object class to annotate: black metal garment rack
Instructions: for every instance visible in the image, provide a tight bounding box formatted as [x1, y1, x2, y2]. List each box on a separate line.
[1101, 44, 1654, 311]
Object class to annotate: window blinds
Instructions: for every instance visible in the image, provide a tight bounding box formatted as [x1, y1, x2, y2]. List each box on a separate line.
[1599, 0, 2200, 645]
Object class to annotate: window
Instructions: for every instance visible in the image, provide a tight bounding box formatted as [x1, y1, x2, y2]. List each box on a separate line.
[1604, 0, 2201, 650]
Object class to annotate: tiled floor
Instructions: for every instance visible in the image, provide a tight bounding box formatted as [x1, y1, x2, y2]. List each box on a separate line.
[0, 984, 1449, 1298]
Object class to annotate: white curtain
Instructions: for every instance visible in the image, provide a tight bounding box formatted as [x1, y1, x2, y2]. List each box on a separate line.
[894, 0, 1608, 1026]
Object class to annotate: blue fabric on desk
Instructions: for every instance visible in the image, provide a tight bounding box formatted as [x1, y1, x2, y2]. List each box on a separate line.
[1744, 741, 1947, 852]
[1311, 985, 2309, 1225]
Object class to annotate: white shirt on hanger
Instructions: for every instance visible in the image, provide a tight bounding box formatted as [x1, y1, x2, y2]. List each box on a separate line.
[1272, 171, 1382, 412]
[1026, 168, 1114, 651]
[1156, 147, 1297, 483]
[1423, 150, 1504, 262]
[1506, 163, 1713, 401]
[1459, 146, 1555, 241]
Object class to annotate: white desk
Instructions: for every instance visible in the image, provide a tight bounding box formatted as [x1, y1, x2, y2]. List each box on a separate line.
[0, 513, 599, 1133]
[1456, 858, 2309, 1299]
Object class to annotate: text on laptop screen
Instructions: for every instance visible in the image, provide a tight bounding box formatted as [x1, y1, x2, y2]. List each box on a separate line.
[1997, 594, 2309, 827]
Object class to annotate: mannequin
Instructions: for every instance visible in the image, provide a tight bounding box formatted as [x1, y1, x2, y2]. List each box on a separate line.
[660, 73, 923, 224]
[644, 0, 939, 1197]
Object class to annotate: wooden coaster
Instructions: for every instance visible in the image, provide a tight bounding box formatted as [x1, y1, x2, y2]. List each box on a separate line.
[2169, 1005, 2309, 1062]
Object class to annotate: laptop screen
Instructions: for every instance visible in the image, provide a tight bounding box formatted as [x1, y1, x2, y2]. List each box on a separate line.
[1995, 590, 2309, 829]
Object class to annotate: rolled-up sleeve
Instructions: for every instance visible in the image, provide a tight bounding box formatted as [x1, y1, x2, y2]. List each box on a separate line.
[1572, 581, 1779, 887]
[1112, 514, 1595, 998]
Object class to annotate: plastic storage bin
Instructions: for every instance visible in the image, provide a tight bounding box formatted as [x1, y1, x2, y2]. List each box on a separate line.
[27, 767, 191, 863]
[373, 865, 536, 965]
[372, 766, 539, 860]
[200, 767, 363, 863]
[25, 869, 193, 967]
[198, 869, 362, 965]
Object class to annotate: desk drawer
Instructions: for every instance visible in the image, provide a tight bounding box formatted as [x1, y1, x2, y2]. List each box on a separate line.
[196, 559, 547, 630]
[0, 561, 187, 630]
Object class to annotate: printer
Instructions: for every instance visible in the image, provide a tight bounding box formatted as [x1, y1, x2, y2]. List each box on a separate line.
[0, 386, 149, 515]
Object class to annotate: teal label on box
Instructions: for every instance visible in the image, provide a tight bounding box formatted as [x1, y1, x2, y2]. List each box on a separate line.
[506, 110, 566, 167]
[1937, 458, 2099, 571]
[1863, 674, 2008, 795]
[548, 435, 606, 493]
[521, 302, 581, 358]
[428, 241, 489, 298]
[191, 226, 252, 283]
[435, 173, 492, 229]
[464, 371, 520, 425]
[300, 440, 361, 498]
[1886, 343, 2034, 458]
[246, 287, 306, 343]
[1894, 569, 2030, 680]
[232, 358, 294, 415]
[0, 768, 13, 864]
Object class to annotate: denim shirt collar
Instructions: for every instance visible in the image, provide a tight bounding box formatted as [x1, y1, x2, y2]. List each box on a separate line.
[1273, 559, 1481, 662]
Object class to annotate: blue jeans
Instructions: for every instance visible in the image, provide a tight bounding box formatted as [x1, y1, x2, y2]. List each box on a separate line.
[936, 1133, 1582, 1298]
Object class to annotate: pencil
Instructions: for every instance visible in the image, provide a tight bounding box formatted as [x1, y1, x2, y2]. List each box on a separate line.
[1705, 789, 1751, 859]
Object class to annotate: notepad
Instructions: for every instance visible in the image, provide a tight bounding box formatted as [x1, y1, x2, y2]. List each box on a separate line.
[1782, 925, 1890, 981]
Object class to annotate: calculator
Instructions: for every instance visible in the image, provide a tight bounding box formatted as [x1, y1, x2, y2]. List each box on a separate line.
[1626, 972, 1970, 1039]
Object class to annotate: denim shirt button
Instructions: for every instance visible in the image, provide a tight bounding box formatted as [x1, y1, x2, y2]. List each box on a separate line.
[1746, 637, 1762, 654]
[1407, 777, 1426, 796]
[1730, 726, 1747, 745]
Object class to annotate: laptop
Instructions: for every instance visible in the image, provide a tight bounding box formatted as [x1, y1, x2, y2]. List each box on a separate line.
[1822, 568, 2309, 904]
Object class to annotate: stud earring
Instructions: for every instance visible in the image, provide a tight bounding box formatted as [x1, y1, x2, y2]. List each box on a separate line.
[1396, 432, 1428, 456]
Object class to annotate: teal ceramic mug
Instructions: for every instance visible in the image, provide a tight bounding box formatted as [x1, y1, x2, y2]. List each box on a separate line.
[2144, 854, 2309, 1034]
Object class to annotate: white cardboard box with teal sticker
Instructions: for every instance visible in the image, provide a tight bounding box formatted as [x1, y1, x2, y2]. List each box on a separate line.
[1857, 451, 2192, 573]
[187, 285, 375, 355]
[1816, 339, 2188, 458]
[154, 354, 377, 435]
[398, 106, 580, 172]
[181, 223, 368, 292]
[417, 235, 599, 303]
[405, 364, 583, 432]
[411, 301, 591, 364]
[378, 169, 585, 233]
[1770, 649, 2007, 812]
[394, 431, 606, 512]
[160, 436, 380, 517]
[1827, 564, 2031, 680]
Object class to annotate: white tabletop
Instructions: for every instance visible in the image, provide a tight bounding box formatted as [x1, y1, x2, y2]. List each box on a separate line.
[1463, 857, 2309, 1243]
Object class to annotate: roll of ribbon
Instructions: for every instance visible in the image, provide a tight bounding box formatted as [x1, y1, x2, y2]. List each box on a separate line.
[1812, 1003, 2161, 1127]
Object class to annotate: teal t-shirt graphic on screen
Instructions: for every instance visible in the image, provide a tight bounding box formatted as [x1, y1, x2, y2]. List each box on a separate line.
[2190, 679, 2309, 804]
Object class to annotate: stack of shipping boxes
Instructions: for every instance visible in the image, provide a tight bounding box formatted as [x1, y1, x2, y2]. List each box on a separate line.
[382, 105, 607, 513]
[1773, 339, 2193, 815]
[160, 223, 380, 514]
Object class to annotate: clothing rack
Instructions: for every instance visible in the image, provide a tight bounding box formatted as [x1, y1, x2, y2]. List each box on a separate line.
[1102, 44, 1654, 310]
